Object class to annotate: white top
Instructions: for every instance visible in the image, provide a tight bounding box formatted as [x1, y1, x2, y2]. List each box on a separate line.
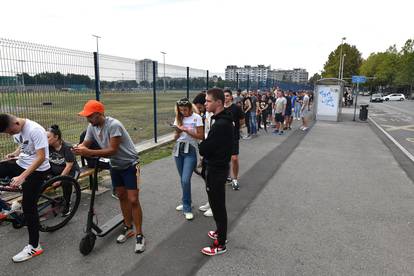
[14, 119, 50, 171]
[302, 95, 310, 110]
[275, 97, 287, 113]
[174, 113, 203, 144]
[204, 112, 214, 139]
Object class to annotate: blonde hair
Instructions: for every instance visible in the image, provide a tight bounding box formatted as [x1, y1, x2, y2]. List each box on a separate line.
[174, 101, 198, 126]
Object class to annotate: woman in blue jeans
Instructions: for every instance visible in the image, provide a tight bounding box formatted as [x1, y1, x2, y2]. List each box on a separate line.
[173, 98, 204, 220]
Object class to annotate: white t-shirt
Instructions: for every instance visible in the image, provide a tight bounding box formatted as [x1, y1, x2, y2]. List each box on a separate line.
[302, 95, 310, 110]
[174, 113, 203, 144]
[204, 112, 214, 139]
[275, 97, 287, 113]
[14, 119, 50, 171]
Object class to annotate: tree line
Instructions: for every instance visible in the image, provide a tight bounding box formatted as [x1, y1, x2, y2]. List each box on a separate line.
[311, 38, 414, 95]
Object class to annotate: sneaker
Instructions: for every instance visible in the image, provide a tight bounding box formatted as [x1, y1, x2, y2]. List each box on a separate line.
[201, 244, 227, 256]
[242, 135, 251, 140]
[135, 234, 146, 253]
[226, 177, 232, 183]
[208, 230, 218, 240]
[117, 225, 134, 243]
[302, 127, 308, 131]
[184, 212, 194, 220]
[203, 208, 213, 217]
[199, 202, 210, 212]
[111, 191, 119, 200]
[299, 126, 304, 130]
[61, 205, 71, 217]
[12, 244, 44, 263]
[176, 204, 183, 211]
[232, 179, 240, 191]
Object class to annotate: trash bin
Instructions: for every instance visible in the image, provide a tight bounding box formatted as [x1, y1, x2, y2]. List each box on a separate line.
[359, 104, 369, 121]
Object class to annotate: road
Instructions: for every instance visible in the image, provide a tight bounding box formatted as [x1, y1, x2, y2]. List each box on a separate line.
[359, 96, 414, 158]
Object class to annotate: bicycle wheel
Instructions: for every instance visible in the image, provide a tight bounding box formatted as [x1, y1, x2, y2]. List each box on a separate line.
[38, 175, 81, 232]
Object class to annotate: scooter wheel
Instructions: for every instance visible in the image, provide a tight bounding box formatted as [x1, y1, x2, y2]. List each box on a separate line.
[79, 233, 96, 255]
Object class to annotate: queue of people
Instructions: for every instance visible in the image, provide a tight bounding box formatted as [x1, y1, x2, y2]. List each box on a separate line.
[0, 87, 312, 262]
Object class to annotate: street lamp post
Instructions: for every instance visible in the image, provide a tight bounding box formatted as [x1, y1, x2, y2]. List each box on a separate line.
[338, 37, 346, 79]
[92, 34, 101, 54]
[92, 34, 101, 101]
[340, 54, 346, 80]
[160, 51, 166, 93]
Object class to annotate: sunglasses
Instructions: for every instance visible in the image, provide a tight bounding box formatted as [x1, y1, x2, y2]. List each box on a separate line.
[176, 99, 190, 106]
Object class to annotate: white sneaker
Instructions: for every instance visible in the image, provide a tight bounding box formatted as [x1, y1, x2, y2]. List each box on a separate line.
[199, 202, 210, 212]
[12, 244, 44, 263]
[203, 208, 213, 217]
[117, 225, 135, 243]
[176, 204, 183, 211]
[184, 212, 194, 220]
[135, 234, 146, 253]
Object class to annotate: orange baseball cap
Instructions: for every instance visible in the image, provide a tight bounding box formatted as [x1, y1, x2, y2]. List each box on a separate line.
[78, 100, 105, 117]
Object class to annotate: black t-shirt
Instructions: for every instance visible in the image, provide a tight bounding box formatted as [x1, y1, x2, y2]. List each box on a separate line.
[225, 103, 245, 140]
[49, 141, 80, 176]
[285, 96, 292, 110]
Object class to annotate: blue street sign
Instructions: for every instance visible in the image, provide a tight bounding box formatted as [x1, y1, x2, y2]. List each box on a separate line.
[352, 76, 367, 84]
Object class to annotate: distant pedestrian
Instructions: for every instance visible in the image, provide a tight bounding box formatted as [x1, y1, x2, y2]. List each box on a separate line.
[249, 91, 258, 136]
[233, 89, 243, 107]
[300, 92, 310, 131]
[284, 91, 293, 130]
[257, 95, 269, 132]
[241, 91, 252, 139]
[224, 89, 245, 190]
[199, 88, 234, 256]
[273, 90, 286, 135]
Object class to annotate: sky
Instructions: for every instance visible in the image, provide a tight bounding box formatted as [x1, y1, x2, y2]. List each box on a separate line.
[1, 0, 413, 76]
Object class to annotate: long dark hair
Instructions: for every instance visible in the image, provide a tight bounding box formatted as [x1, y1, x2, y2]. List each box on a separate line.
[48, 124, 62, 140]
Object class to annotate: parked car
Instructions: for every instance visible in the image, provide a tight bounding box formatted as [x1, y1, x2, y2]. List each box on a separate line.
[362, 91, 370, 96]
[370, 94, 383, 102]
[382, 93, 406, 101]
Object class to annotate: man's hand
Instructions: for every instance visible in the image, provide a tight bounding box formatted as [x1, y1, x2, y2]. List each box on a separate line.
[72, 144, 91, 157]
[5, 153, 16, 160]
[11, 175, 25, 188]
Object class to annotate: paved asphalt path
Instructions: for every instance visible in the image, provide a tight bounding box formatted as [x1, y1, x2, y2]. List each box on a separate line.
[361, 96, 414, 157]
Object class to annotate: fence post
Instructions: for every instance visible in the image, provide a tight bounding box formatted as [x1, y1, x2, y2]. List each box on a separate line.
[206, 70, 209, 91]
[236, 72, 239, 90]
[93, 52, 101, 101]
[186, 66, 190, 99]
[152, 61, 157, 143]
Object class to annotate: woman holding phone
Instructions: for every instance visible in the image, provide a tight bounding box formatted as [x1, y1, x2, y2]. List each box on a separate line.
[172, 98, 204, 220]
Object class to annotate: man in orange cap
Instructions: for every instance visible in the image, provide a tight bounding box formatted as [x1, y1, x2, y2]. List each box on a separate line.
[73, 100, 145, 253]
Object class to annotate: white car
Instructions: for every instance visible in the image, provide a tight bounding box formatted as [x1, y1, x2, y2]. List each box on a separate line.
[383, 93, 405, 101]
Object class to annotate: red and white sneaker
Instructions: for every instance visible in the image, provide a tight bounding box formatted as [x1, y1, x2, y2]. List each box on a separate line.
[12, 244, 44, 263]
[207, 230, 218, 240]
[201, 244, 227, 256]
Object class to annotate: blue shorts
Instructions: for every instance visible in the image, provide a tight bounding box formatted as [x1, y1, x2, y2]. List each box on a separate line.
[110, 164, 141, 190]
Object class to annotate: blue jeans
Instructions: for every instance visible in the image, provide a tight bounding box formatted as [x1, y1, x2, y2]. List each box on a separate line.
[294, 103, 301, 118]
[249, 112, 257, 134]
[174, 144, 197, 213]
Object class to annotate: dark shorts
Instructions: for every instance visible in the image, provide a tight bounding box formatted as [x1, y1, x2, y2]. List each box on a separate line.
[275, 113, 284, 123]
[110, 164, 141, 190]
[285, 108, 292, 116]
[232, 139, 239, 155]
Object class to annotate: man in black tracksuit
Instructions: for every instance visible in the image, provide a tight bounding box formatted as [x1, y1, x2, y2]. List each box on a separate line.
[199, 88, 234, 256]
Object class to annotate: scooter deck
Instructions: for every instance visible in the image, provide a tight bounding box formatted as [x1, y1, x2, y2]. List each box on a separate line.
[96, 213, 124, 237]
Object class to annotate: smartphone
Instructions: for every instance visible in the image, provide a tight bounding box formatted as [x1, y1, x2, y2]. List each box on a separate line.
[169, 123, 181, 131]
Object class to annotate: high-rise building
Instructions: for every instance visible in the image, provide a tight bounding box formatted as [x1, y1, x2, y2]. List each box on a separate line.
[136, 59, 158, 84]
[225, 65, 308, 84]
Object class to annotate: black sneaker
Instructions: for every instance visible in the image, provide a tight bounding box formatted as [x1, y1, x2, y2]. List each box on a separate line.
[135, 234, 146, 253]
[226, 177, 232, 183]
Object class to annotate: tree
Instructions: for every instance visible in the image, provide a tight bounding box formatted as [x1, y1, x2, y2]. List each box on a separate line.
[308, 73, 321, 84]
[322, 43, 363, 79]
[396, 39, 414, 95]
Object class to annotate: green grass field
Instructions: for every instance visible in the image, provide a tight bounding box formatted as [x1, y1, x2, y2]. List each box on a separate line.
[0, 89, 199, 157]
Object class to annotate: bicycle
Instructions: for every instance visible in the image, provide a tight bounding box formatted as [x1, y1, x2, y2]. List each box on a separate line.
[0, 174, 81, 232]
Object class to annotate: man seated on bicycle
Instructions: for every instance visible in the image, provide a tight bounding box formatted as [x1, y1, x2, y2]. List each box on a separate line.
[72, 100, 145, 254]
[0, 113, 50, 263]
[47, 124, 80, 216]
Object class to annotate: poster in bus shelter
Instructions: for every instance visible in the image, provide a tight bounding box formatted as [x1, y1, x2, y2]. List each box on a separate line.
[316, 85, 340, 117]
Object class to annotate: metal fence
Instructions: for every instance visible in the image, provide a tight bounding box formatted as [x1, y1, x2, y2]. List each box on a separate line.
[0, 37, 312, 157]
[0, 38, 219, 157]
